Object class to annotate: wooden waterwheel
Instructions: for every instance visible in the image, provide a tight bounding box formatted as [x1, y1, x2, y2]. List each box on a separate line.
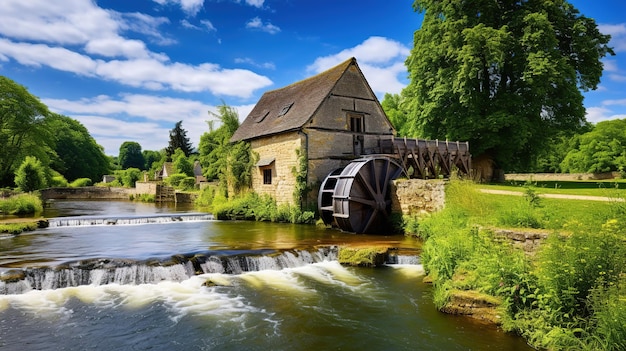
[318, 157, 405, 234]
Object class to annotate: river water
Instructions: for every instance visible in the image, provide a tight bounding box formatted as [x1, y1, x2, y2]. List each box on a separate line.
[0, 200, 532, 350]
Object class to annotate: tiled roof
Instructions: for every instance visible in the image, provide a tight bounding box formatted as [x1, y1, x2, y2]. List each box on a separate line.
[231, 57, 356, 142]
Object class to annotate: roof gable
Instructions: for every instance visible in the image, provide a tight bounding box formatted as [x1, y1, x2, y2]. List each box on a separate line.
[231, 57, 360, 142]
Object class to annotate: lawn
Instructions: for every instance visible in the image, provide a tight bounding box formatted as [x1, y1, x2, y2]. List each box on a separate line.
[478, 179, 626, 198]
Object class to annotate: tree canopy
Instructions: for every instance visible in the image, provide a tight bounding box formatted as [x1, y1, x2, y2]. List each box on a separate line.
[0, 76, 52, 186]
[402, 0, 613, 171]
[561, 119, 626, 174]
[166, 121, 194, 158]
[118, 141, 145, 170]
[46, 113, 110, 182]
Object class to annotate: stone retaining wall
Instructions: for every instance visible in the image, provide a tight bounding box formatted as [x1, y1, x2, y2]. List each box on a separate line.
[391, 179, 446, 216]
[41, 187, 132, 200]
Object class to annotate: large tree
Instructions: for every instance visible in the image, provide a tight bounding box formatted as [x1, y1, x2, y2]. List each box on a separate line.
[46, 113, 110, 182]
[0, 76, 52, 186]
[118, 141, 145, 170]
[166, 121, 193, 158]
[402, 0, 613, 171]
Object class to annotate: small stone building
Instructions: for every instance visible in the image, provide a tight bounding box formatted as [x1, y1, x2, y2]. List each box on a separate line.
[230, 57, 395, 205]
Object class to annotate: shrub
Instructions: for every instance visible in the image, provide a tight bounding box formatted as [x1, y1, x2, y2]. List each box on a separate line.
[0, 193, 43, 215]
[14, 156, 47, 192]
[69, 178, 92, 187]
[165, 173, 187, 187]
[50, 175, 69, 187]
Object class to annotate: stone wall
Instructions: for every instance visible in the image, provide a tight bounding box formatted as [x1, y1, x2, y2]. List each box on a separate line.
[41, 187, 132, 200]
[250, 132, 303, 205]
[390, 179, 446, 216]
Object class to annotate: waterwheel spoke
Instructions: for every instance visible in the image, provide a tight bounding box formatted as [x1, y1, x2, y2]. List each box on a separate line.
[361, 208, 379, 234]
[348, 196, 377, 207]
[356, 168, 379, 200]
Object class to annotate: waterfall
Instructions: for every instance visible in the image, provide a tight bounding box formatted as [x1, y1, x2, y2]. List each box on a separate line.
[47, 213, 215, 227]
[0, 247, 338, 295]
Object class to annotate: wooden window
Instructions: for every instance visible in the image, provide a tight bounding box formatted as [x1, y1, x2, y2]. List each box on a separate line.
[263, 169, 272, 184]
[348, 113, 364, 133]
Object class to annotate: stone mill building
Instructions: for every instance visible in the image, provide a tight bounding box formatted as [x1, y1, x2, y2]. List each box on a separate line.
[230, 57, 396, 206]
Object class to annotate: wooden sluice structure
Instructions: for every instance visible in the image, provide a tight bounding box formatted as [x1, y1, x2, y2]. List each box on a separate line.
[378, 136, 471, 179]
[318, 136, 471, 234]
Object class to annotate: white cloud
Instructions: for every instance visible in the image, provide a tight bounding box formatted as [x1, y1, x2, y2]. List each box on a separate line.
[585, 106, 626, 124]
[599, 23, 626, 52]
[307, 36, 411, 95]
[0, 38, 272, 97]
[44, 94, 256, 154]
[234, 57, 276, 70]
[245, 0, 265, 8]
[246, 17, 280, 34]
[153, 0, 204, 16]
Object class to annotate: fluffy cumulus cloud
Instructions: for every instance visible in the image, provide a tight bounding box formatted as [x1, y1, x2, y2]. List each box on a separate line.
[307, 36, 411, 95]
[0, 0, 272, 97]
[44, 94, 256, 154]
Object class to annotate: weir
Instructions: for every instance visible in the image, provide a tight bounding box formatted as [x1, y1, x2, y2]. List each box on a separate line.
[0, 247, 422, 295]
[0, 247, 338, 295]
[47, 213, 215, 227]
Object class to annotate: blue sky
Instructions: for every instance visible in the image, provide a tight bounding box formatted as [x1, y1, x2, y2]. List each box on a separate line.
[0, 0, 624, 156]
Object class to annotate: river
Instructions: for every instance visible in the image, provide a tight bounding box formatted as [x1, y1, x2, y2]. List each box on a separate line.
[0, 200, 532, 350]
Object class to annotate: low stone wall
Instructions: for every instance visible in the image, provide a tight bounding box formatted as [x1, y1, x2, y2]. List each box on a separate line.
[41, 187, 132, 200]
[391, 179, 446, 216]
[505, 172, 619, 182]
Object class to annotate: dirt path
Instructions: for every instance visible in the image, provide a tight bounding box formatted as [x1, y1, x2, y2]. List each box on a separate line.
[479, 189, 625, 202]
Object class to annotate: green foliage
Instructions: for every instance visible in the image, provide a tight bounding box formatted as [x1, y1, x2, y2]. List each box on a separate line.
[69, 178, 92, 187]
[381, 93, 410, 137]
[0, 221, 39, 235]
[0, 193, 43, 215]
[45, 113, 110, 182]
[291, 148, 310, 207]
[199, 104, 254, 196]
[561, 119, 626, 173]
[203, 191, 315, 224]
[118, 141, 145, 170]
[165, 173, 187, 187]
[0, 76, 52, 187]
[416, 179, 626, 350]
[142, 149, 163, 173]
[172, 148, 194, 176]
[403, 1, 613, 170]
[130, 193, 155, 203]
[14, 156, 48, 192]
[113, 168, 142, 187]
[166, 121, 193, 158]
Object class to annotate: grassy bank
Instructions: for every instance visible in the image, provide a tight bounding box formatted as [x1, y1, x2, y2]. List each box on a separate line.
[0, 193, 43, 216]
[408, 180, 626, 350]
[195, 186, 315, 224]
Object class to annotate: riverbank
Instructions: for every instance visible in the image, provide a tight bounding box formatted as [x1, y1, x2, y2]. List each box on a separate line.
[411, 179, 626, 350]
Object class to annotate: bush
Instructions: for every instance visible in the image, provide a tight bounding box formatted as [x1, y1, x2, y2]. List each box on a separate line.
[14, 156, 47, 192]
[0, 193, 43, 215]
[50, 175, 69, 187]
[114, 168, 142, 187]
[69, 178, 92, 187]
[165, 173, 187, 188]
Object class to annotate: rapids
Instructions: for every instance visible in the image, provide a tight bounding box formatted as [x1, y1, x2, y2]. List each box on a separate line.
[0, 200, 533, 350]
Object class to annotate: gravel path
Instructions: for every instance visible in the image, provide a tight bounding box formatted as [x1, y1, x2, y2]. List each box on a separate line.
[479, 189, 625, 202]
